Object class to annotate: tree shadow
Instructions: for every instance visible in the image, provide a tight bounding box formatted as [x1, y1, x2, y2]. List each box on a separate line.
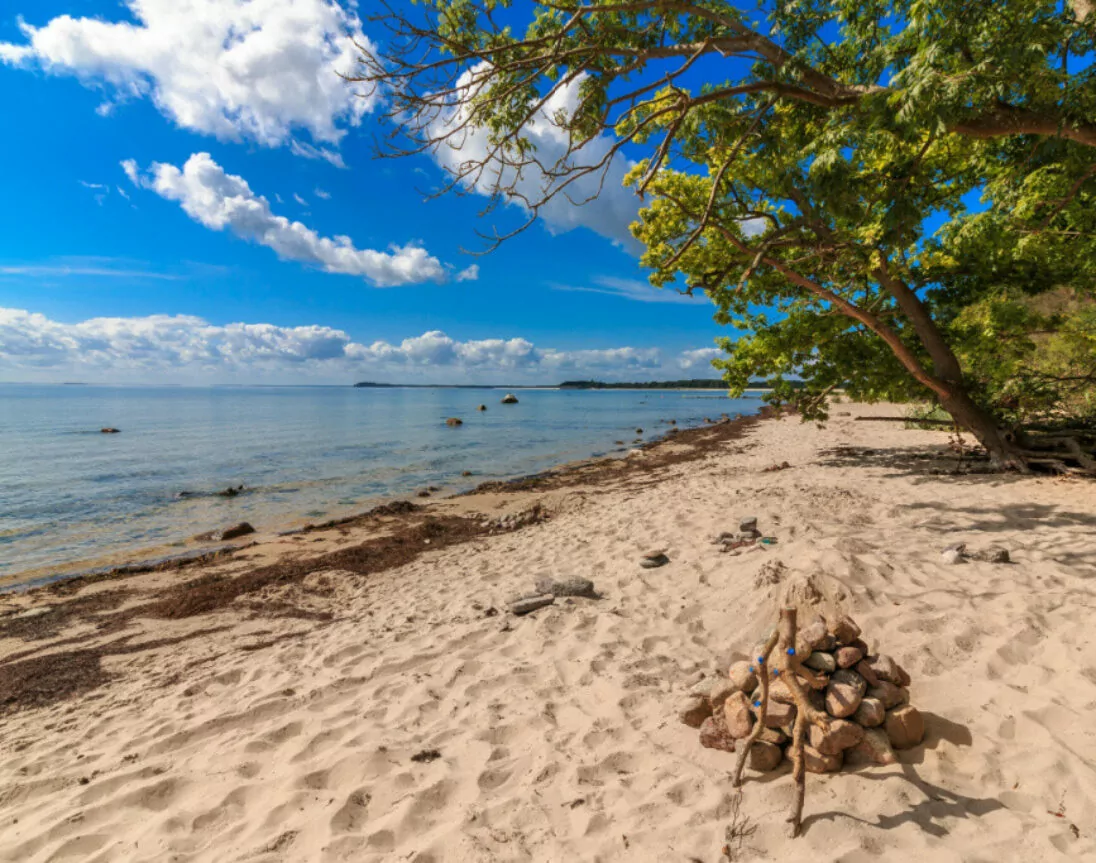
[802, 761, 1005, 838]
[814, 443, 1048, 489]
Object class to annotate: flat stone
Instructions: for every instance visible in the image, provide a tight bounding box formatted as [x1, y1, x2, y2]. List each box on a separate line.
[640, 552, 669, 569]
[510, 594, 555, 616]
[804, 745, 843, 774]
[809, 718, 865, 755]
[827, 615, 861, 645]
[804, 651, 837, 673]
[766, 679, 796, 705]
[885, 705, 925, 749]
[866, 682, 906, 710]
[852, 697, 886, 728]
[699, 715, 735, 753]
[796, 618, 828, 654]
[534, 576, 597, 598]
[749, 740, 783, 772]
[825, 669, 867, 718]
[987, 547, 1010, 563]
[856, 659, 881, 688]
[758, 726, 787, 746]
[835, 646, 863, 669]
[739, 516, 758, 534]
[723, 691, 755, 739]
[847, 728, 898, 766]
[727, 661, 758, 694]
[677, 695, 712, 728]
[708, 679, 738, 712]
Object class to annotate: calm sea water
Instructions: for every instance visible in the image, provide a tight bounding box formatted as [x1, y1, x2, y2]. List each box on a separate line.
[0, 384, 760, 584]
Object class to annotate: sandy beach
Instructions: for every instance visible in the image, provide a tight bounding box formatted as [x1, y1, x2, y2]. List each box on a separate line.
[2, 402, 1095, 862]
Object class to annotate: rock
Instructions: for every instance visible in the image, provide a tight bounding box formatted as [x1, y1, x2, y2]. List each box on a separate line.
[534, 577, 597, 598]
[749, 740, 783, 772]
[727, 661, 758, 694]
[100, 427, 121, 434]
[755, 726, 785, 746]
[417, 490, 431, 498]
[804, 746, 843, 774]
[866, 682, 906, 710]
[827, 615, 862, 645]
[809, 718, 865, 755]
[685, 670, 706, 688]
[852, 697, 886, 728]
[510, 594, 555, 616]
[640, 550, 669, 569]
[865, 654, 903, 685]
[501, 393, 519, 404]
[216, 485, 244, 497]
[817, 634, 838, 652]
[477, 404, 487, 411]
[461, 470, 473, 477]
[723, 691, 755, 739]
[825, 669, 867, 718]
[752, 699, 796, 728]
[765, 679, 797, 705]
[895, 665, 911, 688]
[847, 728, 898, 766]
[445, 417, 463, 426]
[739, 516, 759, 535]
[797, 618, 828, 654]
[708, 679, 738, 712]
[804, 651, 837, 673]
[219, 522, 256, 541]
[941, 542, 966, 564]
[884, 705, 925, 749]
[835, 646, 863, 669]
[635, 428, 644, 435]
[855, 659, 881, 688]
[699, 715, 736, 753]
[989, 547, 1010, 563]
[678, 695, 712, 728]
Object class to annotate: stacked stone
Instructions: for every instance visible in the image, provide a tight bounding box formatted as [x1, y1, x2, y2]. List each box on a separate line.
[678, 614, 925, 773]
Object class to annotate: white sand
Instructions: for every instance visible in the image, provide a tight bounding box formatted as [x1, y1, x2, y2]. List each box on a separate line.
[2, 402, 1095, 862]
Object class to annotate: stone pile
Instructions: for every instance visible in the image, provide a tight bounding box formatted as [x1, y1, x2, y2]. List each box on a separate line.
[678, 613, 925, 773]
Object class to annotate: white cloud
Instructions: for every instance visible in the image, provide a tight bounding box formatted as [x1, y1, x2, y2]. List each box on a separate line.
[314, 188, 331, 200]
[293, 193, 309, 206]
[678, 347, 723, 370]
[455, 264, 479, 282]
[0, 0, 373, 152]
[430, 67, 641, 250]
[0, 307, 695, 384]
[0, 262, 180, 280]
[124, 152, 452, 287]
[550, 275, 707, 304]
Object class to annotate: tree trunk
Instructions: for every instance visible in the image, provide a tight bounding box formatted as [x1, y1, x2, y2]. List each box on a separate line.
[936, 388, 1028, 471]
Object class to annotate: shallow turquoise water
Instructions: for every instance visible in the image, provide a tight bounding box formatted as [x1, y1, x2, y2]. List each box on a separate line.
[0, 384, 759, 580]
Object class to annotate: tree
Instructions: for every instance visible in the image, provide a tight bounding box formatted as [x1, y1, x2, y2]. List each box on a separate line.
[355, 0, 1096, 473]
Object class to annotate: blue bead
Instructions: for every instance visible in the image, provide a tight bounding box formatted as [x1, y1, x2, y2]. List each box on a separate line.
[748, 665, 755, 673]
[772, 668, 780, 676]
[756, 656, 765, 664]
[753, 700, 761, 708]
[786, 647, 796, 656]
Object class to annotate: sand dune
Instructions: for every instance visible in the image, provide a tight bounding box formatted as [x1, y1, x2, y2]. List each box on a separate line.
[2, 403, 1095, 861]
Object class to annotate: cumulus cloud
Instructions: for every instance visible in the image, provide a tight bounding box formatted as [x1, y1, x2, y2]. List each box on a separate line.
[678, 347, 723, 370]
[124, 152, 451, 287]
[455, 264, 480, 283]
[0, 307, 699, 384]
[430, 67, 641, 249]
[0, 0, 373, 151]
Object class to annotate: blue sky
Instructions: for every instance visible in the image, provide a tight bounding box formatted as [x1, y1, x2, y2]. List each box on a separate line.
[0, 0, 731, 385]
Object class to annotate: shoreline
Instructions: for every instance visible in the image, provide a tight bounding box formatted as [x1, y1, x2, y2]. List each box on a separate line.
[2, 402, 1094, 862]
[0, 405, 765, 595]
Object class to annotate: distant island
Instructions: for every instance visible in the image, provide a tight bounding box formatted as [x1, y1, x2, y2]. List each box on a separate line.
[352, 378, 775, 390]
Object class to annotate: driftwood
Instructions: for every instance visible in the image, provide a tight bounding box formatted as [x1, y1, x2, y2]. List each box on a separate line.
[731, 607, 835, 838]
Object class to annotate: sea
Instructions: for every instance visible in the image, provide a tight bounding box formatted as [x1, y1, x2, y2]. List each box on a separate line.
[0, 383, 761, 587]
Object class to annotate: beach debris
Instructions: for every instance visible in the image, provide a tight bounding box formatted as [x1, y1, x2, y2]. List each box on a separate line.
[219, 522, 256, 541]
[640, 549, 669, 568]
[968, 546, 1011, 563]
[740, 516, 759, 535]
[461, 470, 473, 477]
[446, 417, 463, 426]
[763, 461, 792, 472]
[534, 576, 597, 599]
[216, 485, 246, 498]
[477, 404, 487, 411]
[940, 541, 967, 564]
[510, 594, 555, 615]
[501, 393, 519, 404]
[100, 427, 121, 434]
[682, 609, 924, 838]
[410, 749, 441, 763]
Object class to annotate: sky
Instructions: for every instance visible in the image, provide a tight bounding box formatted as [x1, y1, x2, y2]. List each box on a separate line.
[0, 0, 733, 386]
